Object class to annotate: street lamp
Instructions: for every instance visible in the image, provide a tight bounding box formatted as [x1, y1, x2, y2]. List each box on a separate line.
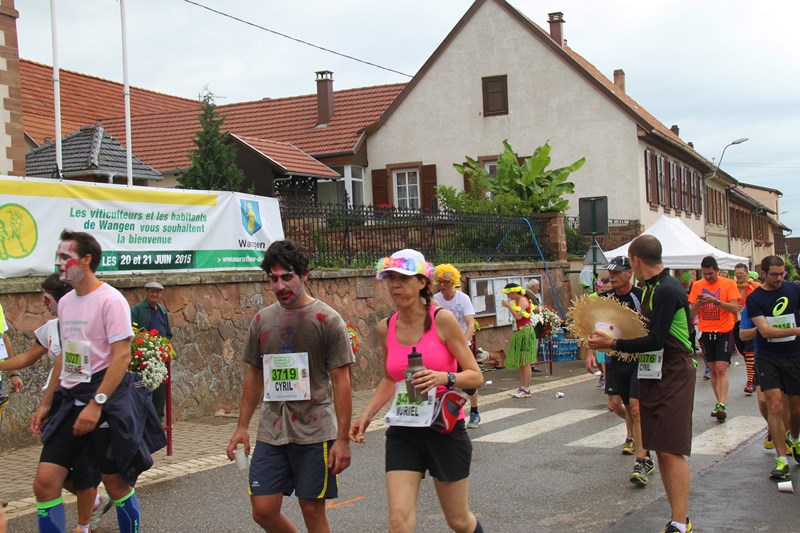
[715, 137, 748, 253]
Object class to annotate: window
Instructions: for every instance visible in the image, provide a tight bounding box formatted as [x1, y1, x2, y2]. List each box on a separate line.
[656, 154, 666, 206]
[394, 169, 420, 209]
[482, 75, 508, 116]
[484, 160, 498, 177]
[317, 165, 364, 206]
[680, 167, 690, 213]
[668, 161, 678, 210]
[644, 150, 653, 203]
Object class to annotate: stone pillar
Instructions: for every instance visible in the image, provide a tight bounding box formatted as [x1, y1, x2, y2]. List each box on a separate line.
[542, 212, 567, 261]
[0, 0, 24, 176]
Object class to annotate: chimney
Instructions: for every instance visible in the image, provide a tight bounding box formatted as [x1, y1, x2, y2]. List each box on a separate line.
[548, 12, 565, 47]
[670, 124, 680, 136]
[613, 69, 625, 92]
[315, 70, 334, 127]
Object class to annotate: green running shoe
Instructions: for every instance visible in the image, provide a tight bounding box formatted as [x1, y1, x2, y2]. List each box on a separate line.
[770, 457, 790, 480]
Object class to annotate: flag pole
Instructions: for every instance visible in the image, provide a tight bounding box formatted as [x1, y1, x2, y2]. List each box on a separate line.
[120, 0, 133, 186]
[49, 0, 62, 179]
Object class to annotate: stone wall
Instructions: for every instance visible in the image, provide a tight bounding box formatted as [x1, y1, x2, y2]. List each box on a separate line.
[0, 260, 571, 448]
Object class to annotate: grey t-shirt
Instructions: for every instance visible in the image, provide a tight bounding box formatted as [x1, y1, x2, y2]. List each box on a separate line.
[243, 299, 355, 445]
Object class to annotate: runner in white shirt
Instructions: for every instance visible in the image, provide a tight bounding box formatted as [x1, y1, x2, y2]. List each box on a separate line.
[433, 264, 481, 427]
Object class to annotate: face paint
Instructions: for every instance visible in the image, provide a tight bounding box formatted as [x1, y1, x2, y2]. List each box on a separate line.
[44, 292, 58, 315]
[56, 241, 85, 285]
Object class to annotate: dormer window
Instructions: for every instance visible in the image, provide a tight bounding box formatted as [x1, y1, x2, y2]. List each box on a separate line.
[482, 75, 508, 116]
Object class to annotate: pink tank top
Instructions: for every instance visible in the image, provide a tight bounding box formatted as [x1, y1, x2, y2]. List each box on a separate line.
[386, 307, 459, 399]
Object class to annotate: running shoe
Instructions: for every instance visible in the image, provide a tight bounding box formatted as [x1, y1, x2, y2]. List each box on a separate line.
[532, 365, 543, 373]
[703, 366, 711, 380]
[764, 433, 774, 450]
[644, 456, 656, 475]
[596, 376, 605, 389]
[630, 459, 650, 486]
[661, 518, 693, 533]
[622, 438, 635, 455]
[743, 381, 755, 395]
[88, 493, 113, 531]
[467, 411, 481, 429]
[511, 387, 531, 398]
[714, 403, 727, 421]
[770, 457, 790, 480]
[785, 432, 800, 462]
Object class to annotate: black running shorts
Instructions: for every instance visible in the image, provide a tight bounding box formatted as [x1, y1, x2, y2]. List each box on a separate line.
[756, 353, 800, 395]
[385, 421, 471, 482]
[605, 358, 639, 405]
[699, 331, 734, 363]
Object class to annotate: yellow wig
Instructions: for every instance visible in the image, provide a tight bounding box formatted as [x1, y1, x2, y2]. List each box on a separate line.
[433, 263, 461, 287]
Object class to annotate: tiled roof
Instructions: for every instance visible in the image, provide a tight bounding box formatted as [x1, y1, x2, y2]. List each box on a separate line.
[230, 134, 340, 179]
[25, 123, 161, 181]
[100, 83, 405, 172]
[20, 59, 198, 145]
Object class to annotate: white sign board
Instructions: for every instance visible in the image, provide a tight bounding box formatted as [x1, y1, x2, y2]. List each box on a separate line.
[0, 176, 284, 278]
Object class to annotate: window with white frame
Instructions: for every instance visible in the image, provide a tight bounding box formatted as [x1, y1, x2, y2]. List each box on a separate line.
[484, 160, 498, 176]
[394, 168, 420, 209]
[316, 165, 365, 206]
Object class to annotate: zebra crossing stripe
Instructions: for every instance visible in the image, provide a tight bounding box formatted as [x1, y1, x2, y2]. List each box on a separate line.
[473, 408, 533, 425]
[473, 409, 606, 444]
[690, 416, 766, 455]
[566, 422, 627, 449]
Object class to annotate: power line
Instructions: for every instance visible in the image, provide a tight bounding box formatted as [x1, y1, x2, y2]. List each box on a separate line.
[182, 0, 414, 78]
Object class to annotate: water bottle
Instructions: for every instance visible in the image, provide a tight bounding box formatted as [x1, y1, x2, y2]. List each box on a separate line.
[404, 347, 426, 403]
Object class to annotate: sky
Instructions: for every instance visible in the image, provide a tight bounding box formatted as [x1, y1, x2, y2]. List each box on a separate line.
[15, 0, 800, 232]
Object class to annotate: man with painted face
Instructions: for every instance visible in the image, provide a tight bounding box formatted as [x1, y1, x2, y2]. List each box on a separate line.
[31, 230, 164, 533]
[745, 255, 800, 481]
[226, 239, 355, 532]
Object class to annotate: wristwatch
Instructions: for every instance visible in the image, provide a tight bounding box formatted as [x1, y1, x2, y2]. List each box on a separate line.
[93, 393, 108, 405]
[446, 372, 457, 387]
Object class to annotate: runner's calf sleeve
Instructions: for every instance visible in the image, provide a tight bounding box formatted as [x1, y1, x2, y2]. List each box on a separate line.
[743, 352, 754, 381]
[114, 489, 141, 533]
[37, 497, 66, 533]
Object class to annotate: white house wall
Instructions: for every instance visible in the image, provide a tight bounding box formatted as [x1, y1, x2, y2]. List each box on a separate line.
[367, 0, 704, 239]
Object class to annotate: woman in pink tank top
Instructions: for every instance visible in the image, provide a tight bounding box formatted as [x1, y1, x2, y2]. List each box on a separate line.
[349, 249, 484, 533]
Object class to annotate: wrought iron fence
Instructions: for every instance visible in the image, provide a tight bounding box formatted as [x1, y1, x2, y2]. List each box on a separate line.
[279, 202, 553, 268]
[564, 216, 642, 257]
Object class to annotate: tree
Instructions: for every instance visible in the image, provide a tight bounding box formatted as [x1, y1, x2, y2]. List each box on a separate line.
[446, 139, 585, 214]
[178, 89, 245, 191]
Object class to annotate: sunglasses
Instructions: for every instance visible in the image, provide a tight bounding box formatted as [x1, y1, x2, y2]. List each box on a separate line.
[434, 272, 456, 282]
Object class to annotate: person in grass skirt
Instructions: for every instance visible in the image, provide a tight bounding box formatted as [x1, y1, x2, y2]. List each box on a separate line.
[501, 283, 537, 398]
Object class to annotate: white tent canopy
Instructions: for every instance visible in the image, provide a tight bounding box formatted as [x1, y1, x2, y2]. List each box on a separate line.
[604, 215, 749, 270]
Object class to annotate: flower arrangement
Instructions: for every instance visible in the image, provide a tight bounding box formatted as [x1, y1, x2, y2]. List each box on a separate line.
[346, 323, 361, 354]
[532, 306, 562, 338]
[130, 326, 175, 390]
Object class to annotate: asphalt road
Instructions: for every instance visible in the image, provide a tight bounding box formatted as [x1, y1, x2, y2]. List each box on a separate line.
[10, 359, 799, 532]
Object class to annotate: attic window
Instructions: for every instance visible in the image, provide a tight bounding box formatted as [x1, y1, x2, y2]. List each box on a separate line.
[482, 75, 508, 117]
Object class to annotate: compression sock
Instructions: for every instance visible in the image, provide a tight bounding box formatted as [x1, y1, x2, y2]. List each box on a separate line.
[74, 525, 89, 533]
[743, 352, 755, 382]
[36, 497, 66, 533]
[470, 407, 479, 414]
[114, 489, 141, 533]
[473, 519, 484, 533]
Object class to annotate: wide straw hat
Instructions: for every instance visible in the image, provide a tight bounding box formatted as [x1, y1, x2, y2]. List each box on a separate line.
[567, 294, 648, 357]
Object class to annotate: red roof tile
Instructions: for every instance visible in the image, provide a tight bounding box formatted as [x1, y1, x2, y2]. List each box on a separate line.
[100, 83, 405, 172]
[20, 59, 198, 145]
[231, 134, 340, 179]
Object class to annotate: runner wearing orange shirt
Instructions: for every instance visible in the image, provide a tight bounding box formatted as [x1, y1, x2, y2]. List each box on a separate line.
[688, 256, 743, 421]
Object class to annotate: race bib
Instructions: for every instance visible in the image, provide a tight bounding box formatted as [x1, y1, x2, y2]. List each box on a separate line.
[384, 382, 436, 427]
[638, 350, 664, 380]
[0, 338, 7, 360]
[61, 339, 92, 383]
[766, 315, 797, 343]
[262, 352, 310, 401]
